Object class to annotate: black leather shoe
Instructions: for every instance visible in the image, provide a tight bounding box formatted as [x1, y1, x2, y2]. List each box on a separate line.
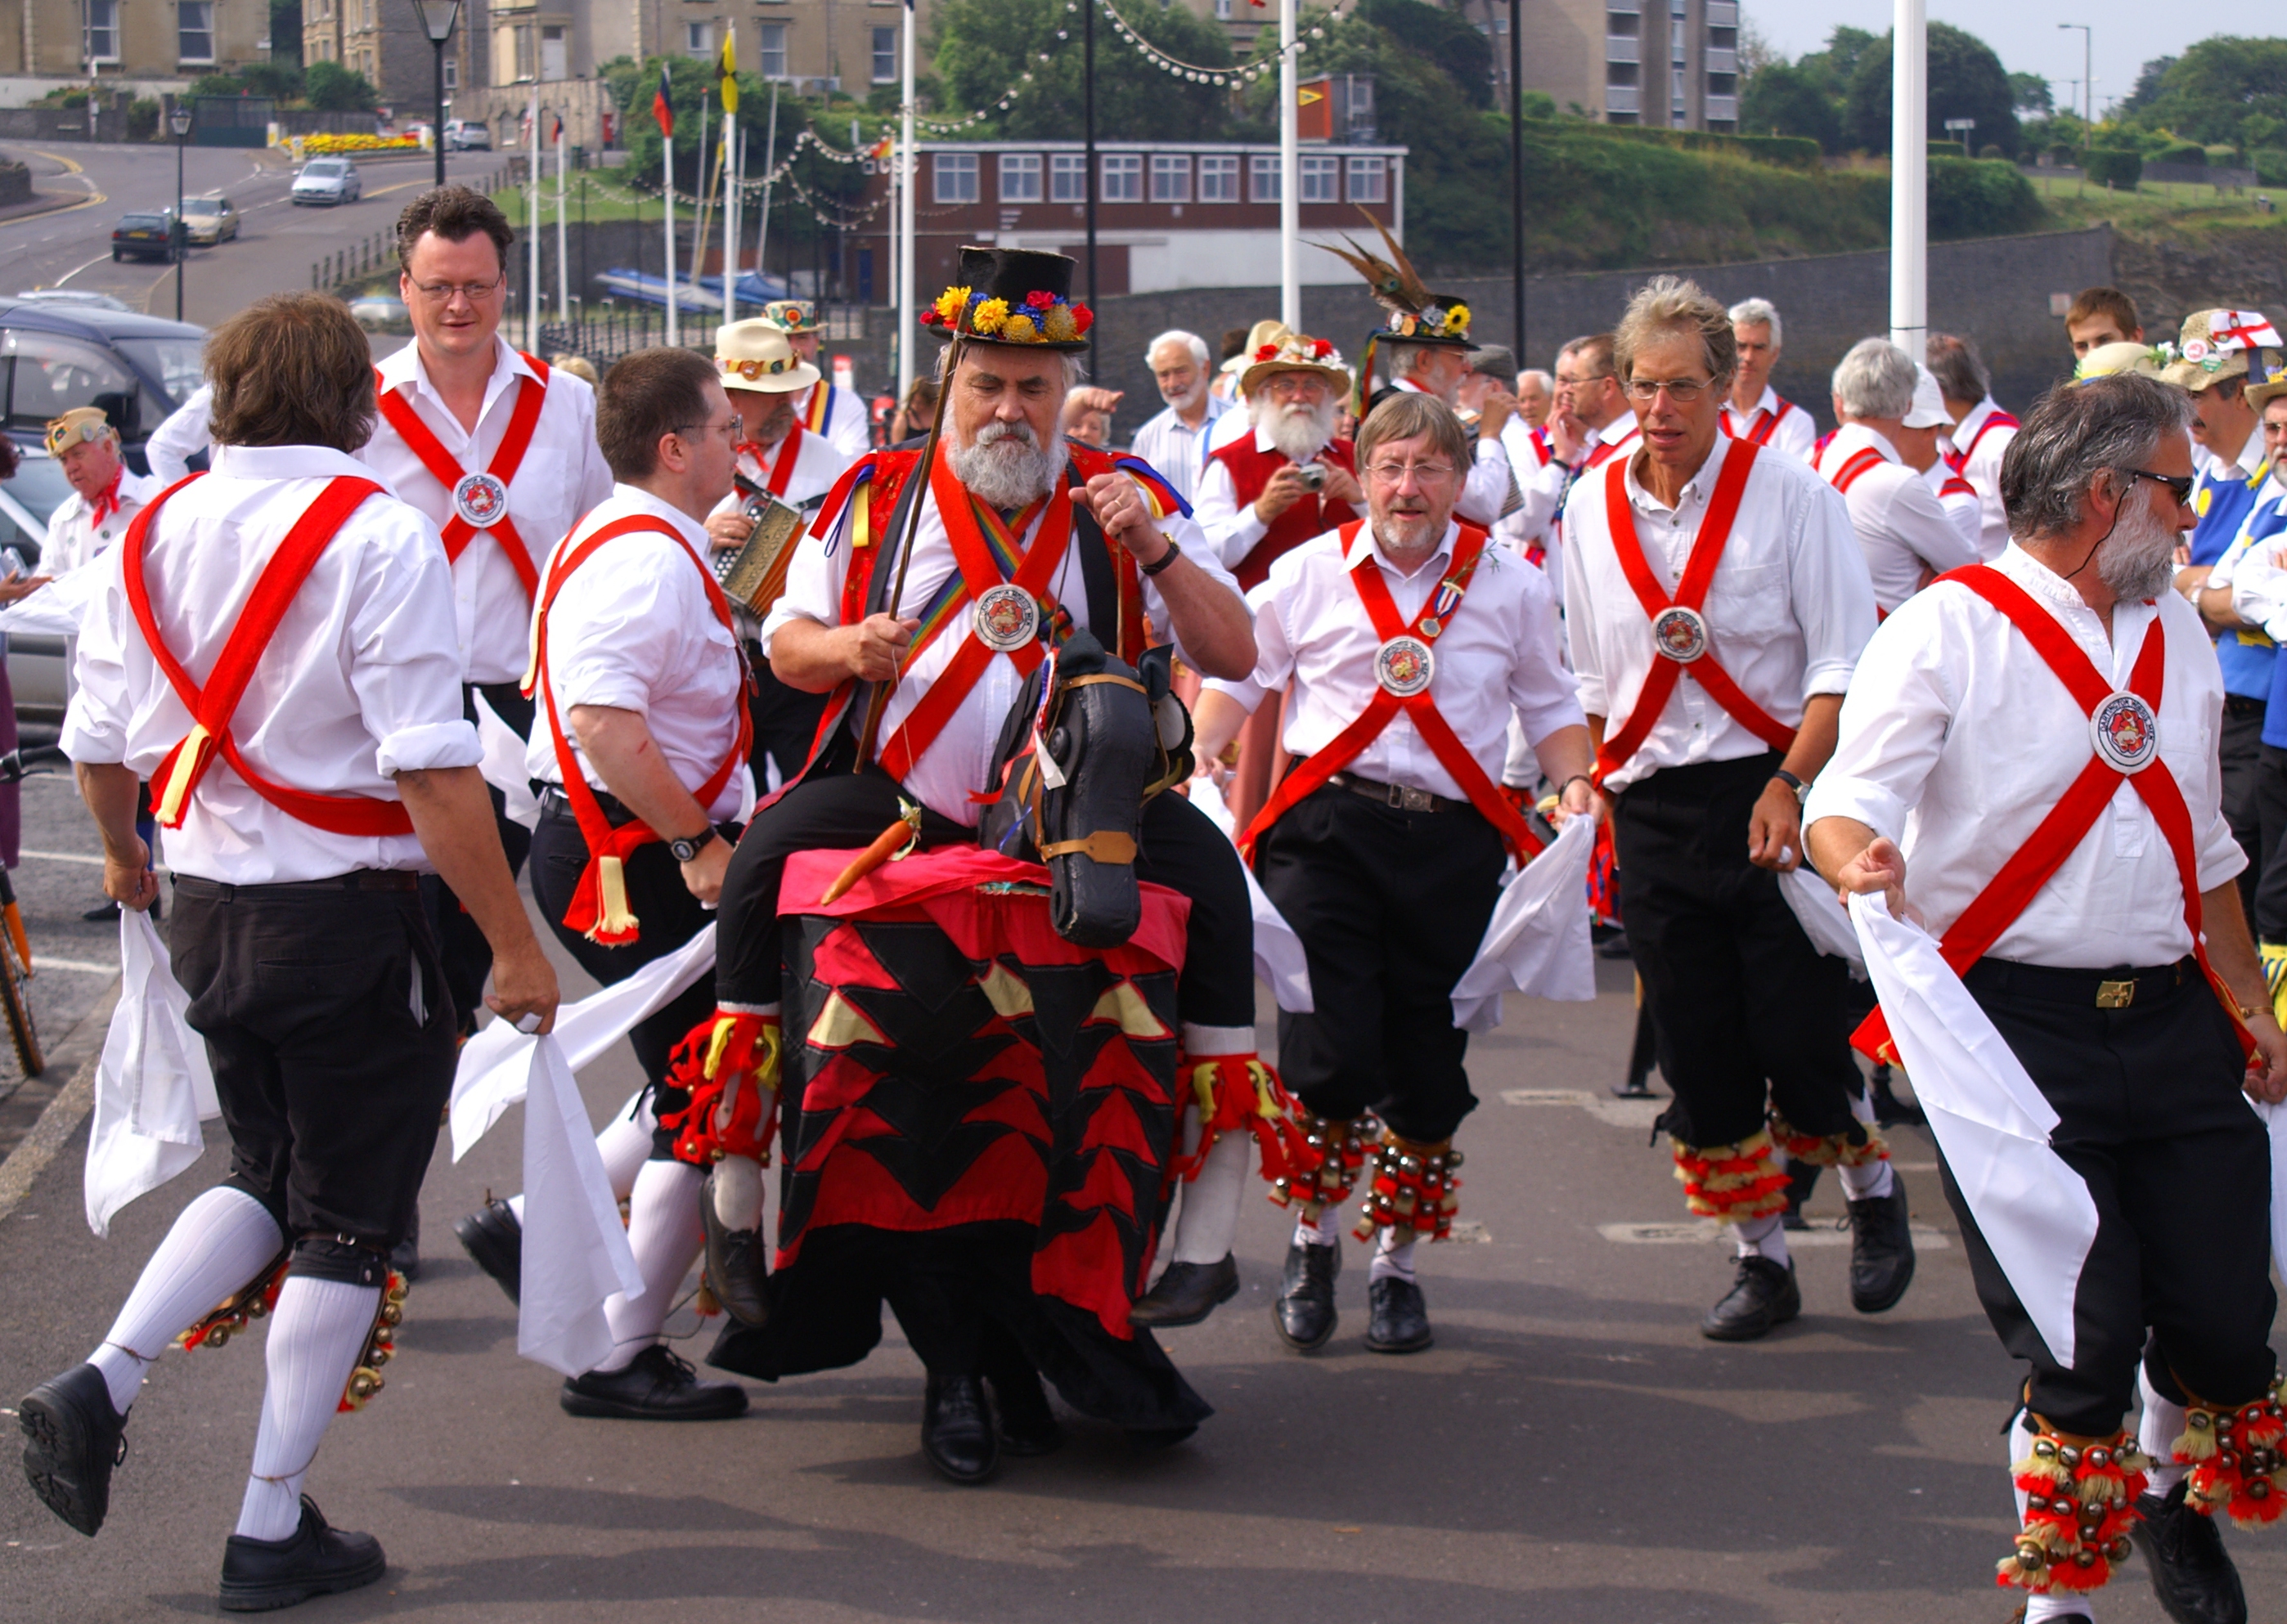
[922, 1376, 1000, 1484]
[1700, 1255, 1800, 1342]
[2132, 1479, 2249, 1624]
[984, 1362, 1062, 1457]
[1130, 1254, 1239, 1328]
[453, 1197, 522, 1305]
[1364, 1276, 1433, 1354]
[17, 1363, 128, 1537]
[1274, 1238, 1341, 1353]
[218, 1495, 384, 1612]
[1846, 1182, 1916, 1314]
[699, 1182, 769, 1329]
[560, 1344, 748, 1420]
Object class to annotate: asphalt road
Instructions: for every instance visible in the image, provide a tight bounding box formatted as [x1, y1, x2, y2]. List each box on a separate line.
[0, 143, 507, 325]
[0, 785, 2267, 1622]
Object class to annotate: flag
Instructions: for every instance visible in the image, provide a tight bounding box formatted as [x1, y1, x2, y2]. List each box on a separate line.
[867, 133, 893, 163]
[653, 64, 673, 139]
[717, 34, 738, 115]
[2216, 310, 2285, 352]
[550, 112, 563, 144]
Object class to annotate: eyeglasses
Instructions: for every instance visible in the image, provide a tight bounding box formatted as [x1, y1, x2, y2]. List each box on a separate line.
[408, 275, 505, 304]
[1553, 371, 1611, 389]
[2127, 469, 2195, 505]
[1264, 375, 1328, 398]
[674, 417, 743, 444]
[1364, 460, 1458, 485]
[1624, 376, 1714, 405]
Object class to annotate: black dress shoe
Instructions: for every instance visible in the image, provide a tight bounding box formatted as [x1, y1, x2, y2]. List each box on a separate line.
[699, 1183, 769, 1329]
[218, 1496, 384, 1613]
[453, 1197, 522, 1305]
[1364, 1276, 1433, 1354]
[2132, 1478, 2249, 1624]
[560, 1344, 748, 1420]
[984, 1361, 1062, 1456]
[1130, 1254, 1239, 1328]
[1700, 1255, 1801, 1342]
[922, 1376, 1000, 1484]
[1274, 1238, 1341, 1353]
[17, 1363, 128, 1537]
[1845, 1182, 1916, 1314]
[81, 899, 119, 923]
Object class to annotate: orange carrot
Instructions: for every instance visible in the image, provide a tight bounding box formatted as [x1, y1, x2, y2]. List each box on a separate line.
[820, 812, 919, 905]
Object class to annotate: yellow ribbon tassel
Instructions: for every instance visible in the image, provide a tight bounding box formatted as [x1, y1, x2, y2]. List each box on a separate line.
[154, 723, 211, 826]
[589, 853, 640, 942]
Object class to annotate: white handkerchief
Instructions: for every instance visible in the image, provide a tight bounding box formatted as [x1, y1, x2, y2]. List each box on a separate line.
[516, 1034, 645, 1376]
[1451, 813, 1596, 1031]
[1179, 775, 1314, 1012]
[1782, 863, 1864, 969]
[473, 689, 542, 832]
[84, 910, 219, 1236]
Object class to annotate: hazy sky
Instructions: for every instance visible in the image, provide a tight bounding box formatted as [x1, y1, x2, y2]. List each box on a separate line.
[1741, 1, 2229, 120]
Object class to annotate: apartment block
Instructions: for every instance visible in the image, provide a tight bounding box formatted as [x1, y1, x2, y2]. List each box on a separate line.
[0, 0, 270, 80]
[306, 0, 488, 109]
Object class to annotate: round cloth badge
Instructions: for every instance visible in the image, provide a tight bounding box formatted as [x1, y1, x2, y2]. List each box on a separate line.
[452, 470, 510, 531]
[2090, 692, 2160, 774]
[973, 583, 1040, 652]
[1651, 605, 1710, 663]
[1375, 635, 1436, 697]
[2184, 338, 2212, 363]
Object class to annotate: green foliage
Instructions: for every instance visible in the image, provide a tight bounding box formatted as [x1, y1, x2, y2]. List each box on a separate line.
[1844, 21, 2020, 158]
[1355, 0, 1491, 110]
[1793, 25, 1876, 100]
[931, 0, 1236, 141]
[188, 74, 245, 99]
[301, 60, 377, 111]
[2119, 39, 2287, 150]
[127, 98, 160, 141]
[236, 61, 305, 99]
[1739, 60, 1840, 150]
[1516, 90, 1555, 120]
[2123, 57, 2175, 113]
[2083, 148, 2143, 189]
[2253, 149, 2287, 186]
[2009, 72, 2052, 117]
[2151, 141, 2206, 167]
[1591, 122, 1822, 170]
[1925, 156, 2042, 238]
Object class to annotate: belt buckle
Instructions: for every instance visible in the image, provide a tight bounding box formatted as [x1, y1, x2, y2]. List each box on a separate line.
[2096, 978, 2136, 1009]
[1396, 785, 1435, 813]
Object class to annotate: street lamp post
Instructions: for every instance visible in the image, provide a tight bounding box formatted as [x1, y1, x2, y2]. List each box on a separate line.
[414, 0, 463, 189]
[170, 101, 192, 321]
[2059, 23, 2092, 132]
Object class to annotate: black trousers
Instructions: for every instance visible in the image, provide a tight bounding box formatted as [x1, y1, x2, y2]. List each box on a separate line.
[1612, 753, 1862, 1147]
[528, 804, 722, 1157]
[1947, 957, 2278, 1437]
[2249, 741, 2287, 943]
[2222, 700, 2265, 921]
[1256, 781, 1504, 1142]
[715, 765, 1256, 1030]
[430, 681, 539, 1036]
[171, 874, 458, 1281]
[744, 640, 829, 794]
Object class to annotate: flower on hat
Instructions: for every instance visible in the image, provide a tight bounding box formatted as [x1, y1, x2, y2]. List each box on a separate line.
[1003, 312, 1039, 343]
[1072, 303, 1094, 335]
[1256, 343, 1280, 362]
[1025, 289, 1055, 309]
[1445, 303, 1471, 333]
[971, 298, 1010, 335]
[1043, 305, 1078, 343]
[1311, 338, 1333, 358]
[933, 285, 972, 324]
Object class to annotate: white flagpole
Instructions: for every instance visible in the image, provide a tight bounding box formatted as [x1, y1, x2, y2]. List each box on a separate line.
[528, 86, 541, 352]
[692, 87, 709, 300]
[756, 82, 778, 302]
[1278, 0, 1298, 331]
[896, 0, 916, 406]
[555, 118, 568, 326]
[1889, 0, 1926, 354]
[722, 111, 739, 324]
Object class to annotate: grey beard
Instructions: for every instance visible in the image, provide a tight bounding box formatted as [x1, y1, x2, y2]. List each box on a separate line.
[1256, 397, 1337, 464]
[2095, 500, 2178, 602]
[947, 427, 1064, 509]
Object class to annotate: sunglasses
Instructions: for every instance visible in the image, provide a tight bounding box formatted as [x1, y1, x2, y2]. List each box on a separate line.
[2127, 469, 2195, 505]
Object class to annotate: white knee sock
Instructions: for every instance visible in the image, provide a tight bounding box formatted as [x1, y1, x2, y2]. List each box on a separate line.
[593, 1160, 708, 1373]
[233, 1275, 380, 1542]
[1292, 1212, 1341, 1248]
[1733, 1212, 1790, 1267]
[1172, 1132, 1250, 1265]
[1368, 1228, 1417, 1284]
[2141, 1365, 2189, 1496]
[1838, 1160, 1895, 1201]
[711, 1154, 765, 1231]
[2010, 1409, 2038, 1523]
[2023, 1595, 2095, 1622]
[88, 1187, 283, 1415]
[508, 1088, 658, 1226]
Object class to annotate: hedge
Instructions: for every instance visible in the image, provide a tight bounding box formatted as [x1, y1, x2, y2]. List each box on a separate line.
[2151, 141, 2206, 167]
[2255, 148, 2287, 187]
[2083, 148, 2143, 188]
[1569, 120, 1824, 173]
[1925, 155, 2044, 240]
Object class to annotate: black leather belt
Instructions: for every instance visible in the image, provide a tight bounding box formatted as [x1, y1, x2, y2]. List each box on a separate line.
[1325, 769, 1470, 815]
[1964, 955, 2192, 1009]
[537, 784, 636, 827]
[174, 870, 420, 901]
[2225, 694, 2267, 720]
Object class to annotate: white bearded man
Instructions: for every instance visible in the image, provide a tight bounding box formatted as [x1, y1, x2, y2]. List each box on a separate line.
[1129, 329, 1231, 506]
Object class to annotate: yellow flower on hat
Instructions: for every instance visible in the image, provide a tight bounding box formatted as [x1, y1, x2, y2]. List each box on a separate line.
[971, 298, 1010, 335]
[1042, 305, 1078, 343]
[1445, 303, 1471, 333]
[1002, 312, 1039, 343]
[933, 285, 971, 324]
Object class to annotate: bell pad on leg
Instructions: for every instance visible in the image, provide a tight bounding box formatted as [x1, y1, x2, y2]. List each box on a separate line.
[1998, 1416, 2152, 1596]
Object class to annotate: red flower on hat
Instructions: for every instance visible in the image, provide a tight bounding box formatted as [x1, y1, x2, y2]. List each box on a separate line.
[919, 308, 941, 325]
[1072, 304, 1094, 334]
[1255, 343, 1279, 361]
[1311, 338, 1333, 358]
[1025, 290, 1055, 309]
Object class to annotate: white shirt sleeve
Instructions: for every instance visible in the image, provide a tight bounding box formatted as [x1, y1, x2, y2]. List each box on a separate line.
[143, 384, 213, 487]
[1203, 573, 1292, 718]
[1506, 562, 1587, 747]
[59, 549, 128, 765]
[2232, 530, 2287, 642]
[826, 388, 872, 460]
[1889, 469, 1981, 577]
[346, 512, 486, 776]
[1191, 455, 1265, 569]
[1455, 437, 1521, 527]
[1791, 480, 1879, 698]
[1803, 600, 1955, 847]
[1560, 503, 1609, 720]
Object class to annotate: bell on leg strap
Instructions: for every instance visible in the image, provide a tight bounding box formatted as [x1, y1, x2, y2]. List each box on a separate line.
[2170, 1375, 2287, 1528]
[1268, 1108, 1368, 1219]
[1671, 1128, 1791, 1222]
[1998, 1411, 2152, 1597]
[1768, 1109, 1889, 1169]
[1352, 1128, 1463, 1243]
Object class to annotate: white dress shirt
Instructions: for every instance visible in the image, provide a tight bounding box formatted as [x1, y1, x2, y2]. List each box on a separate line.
[1806, 543, 2243, 968]
[143, 383, 213, 486]
[1562, 433, 1876, 791]
[361, 337, 614, 685]
[1926, 461, 1983, 555]
[42, 469, 160, 576]
[1207, 518, 1583, 802]
[1950, 397, 2019, 561]
[1388, 376, 1521, 527]
[763, 465, 1243, 828]
[1206, 402, 1254, 454]
[526, 485, 755, 826]
[798, 379, 873, 461]
[61, 444, 479, 885]
[1496, 417, 1567, 551]
[1192, 422, 1351, 571]
[1128, 395, 1229, 506]
[1816, 424, 1979, 613]
[2223, 475, 2287, 635]
[1720, 386, 1818, 464]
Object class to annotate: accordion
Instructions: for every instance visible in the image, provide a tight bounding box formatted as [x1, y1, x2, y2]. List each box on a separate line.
[711, 475, 815, 617]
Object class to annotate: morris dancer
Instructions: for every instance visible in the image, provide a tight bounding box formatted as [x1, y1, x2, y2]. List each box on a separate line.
[1809, 372, 2287, 1624]
[1720, 298, 1817, 462]
[1930, 332, 2019, 560]
[757, 298, 872, 460]
[1195, 391, 1595, 1355]
[16, 293, 558, 1610]
[704, 247, 1263, 1482]
[1358, 302, 1521, 531]
[524, 348, 762, 1420]
[1563, 276, 1910, 1341]
[41, 407, 158, 577]
[1817, 339, 1978, 617]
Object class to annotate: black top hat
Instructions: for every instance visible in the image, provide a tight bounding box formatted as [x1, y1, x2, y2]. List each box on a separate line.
[919, 245, 1095, 352]
[1372, 294, 1474, 348]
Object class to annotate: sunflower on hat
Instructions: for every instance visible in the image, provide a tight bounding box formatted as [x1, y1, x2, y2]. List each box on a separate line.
[919, 247, 1094, 351]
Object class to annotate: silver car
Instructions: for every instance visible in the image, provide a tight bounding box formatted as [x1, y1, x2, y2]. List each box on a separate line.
[290, 158, 362, 207]
[0, 450, 86, 720]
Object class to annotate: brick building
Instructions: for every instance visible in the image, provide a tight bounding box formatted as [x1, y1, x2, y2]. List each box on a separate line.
[0, 0, 270, 83]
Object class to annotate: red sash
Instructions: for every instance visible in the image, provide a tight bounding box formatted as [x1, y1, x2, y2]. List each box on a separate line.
[1829, 445, 1886, 495]
[1853, 565, 2253, 1062]
[1235, 522, 1544, 865]
[1592, 443, 1796, 787]
[1944, 409, 2019, 477]
[1725, 399, 1792, 446]
[531, 514, 753, 944]
[754, 422, 805, 497]
[126, 473, 416, 837]
[374, 354, 551, 601]
[1584, 424, 1640, 469]
[1940, 473, 1977, 502]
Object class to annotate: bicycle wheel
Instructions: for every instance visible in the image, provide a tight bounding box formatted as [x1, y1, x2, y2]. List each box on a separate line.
[0, 910, 42, 1078]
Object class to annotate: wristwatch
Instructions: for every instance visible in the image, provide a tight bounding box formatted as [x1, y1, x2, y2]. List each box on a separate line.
[1771, 768, 1809, 804]
[668, 827, 718, 864]
[1139, 534, 1182, 576]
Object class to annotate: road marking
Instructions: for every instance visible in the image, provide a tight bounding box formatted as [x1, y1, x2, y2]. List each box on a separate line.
[52, 251, 114, 286]
[1500, 1086, 1661, 1130]
[30, 958, 114, 976]
[26, 150, 83, 177]
[1597, 1218, 1951, 1249]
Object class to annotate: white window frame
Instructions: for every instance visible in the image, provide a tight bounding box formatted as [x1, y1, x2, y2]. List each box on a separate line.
[1299, 154, 1339, 202]
[999, 152, 1041, 203]
[84, 0, 119, 63]
[1346, 154, 1386, 203]
[870, 26, 896, 83]
[1197, 154, 1238, 202]
[443, 52, 458, 88]
[177, 0, 215, 62]
[1250, 153, 1280, 202]
[1149, 153, 1189, 203]
[933, 151, 979, 204]
[758, 21, 789, 78]
[684, 20, 712, 58]
[1050, 151, 1086, 202]
[1099, 152, 1140, 202]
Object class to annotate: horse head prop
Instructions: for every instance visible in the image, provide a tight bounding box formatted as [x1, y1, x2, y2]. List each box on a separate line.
[978, 630, 1194, 948]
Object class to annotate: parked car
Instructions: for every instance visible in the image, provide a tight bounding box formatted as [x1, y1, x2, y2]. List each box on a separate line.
[110, 210, 178, 262]
[11, 289, 134, 312]
[290, 159, 362, 207]
[443, 119, 491, 151]
[180, 193, 240, 245]
[0, 447, 89, 719]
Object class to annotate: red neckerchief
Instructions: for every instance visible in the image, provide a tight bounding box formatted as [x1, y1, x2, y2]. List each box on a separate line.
[742, 421, 807, 496]
[88, 469, 124, 527]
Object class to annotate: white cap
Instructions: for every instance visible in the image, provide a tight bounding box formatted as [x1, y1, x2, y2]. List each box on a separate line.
[1903, 365, 1951, 429]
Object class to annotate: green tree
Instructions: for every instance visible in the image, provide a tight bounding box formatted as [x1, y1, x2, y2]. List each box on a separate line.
[931, 0, 1236, 141]
[2009, 72, 2052, 118]
[1356, 0, 1492, 110]
[2125, 38, 2287, 148]
[2120, 56, 2174, 114]
[1796, 25, 1876, 100]
[1843, 22, 2020, 158]
[1741, 60, 1842, 150]
[301, 59, 377, 111]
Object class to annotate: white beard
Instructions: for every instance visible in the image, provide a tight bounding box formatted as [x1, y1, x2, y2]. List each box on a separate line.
[948, 421, 1064, 509]
[1252, 394, 1337, 465]
[2096, 496, 2179, 602]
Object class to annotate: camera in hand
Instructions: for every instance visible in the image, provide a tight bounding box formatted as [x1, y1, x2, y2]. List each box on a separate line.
[1295, 462, 1328, 492]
